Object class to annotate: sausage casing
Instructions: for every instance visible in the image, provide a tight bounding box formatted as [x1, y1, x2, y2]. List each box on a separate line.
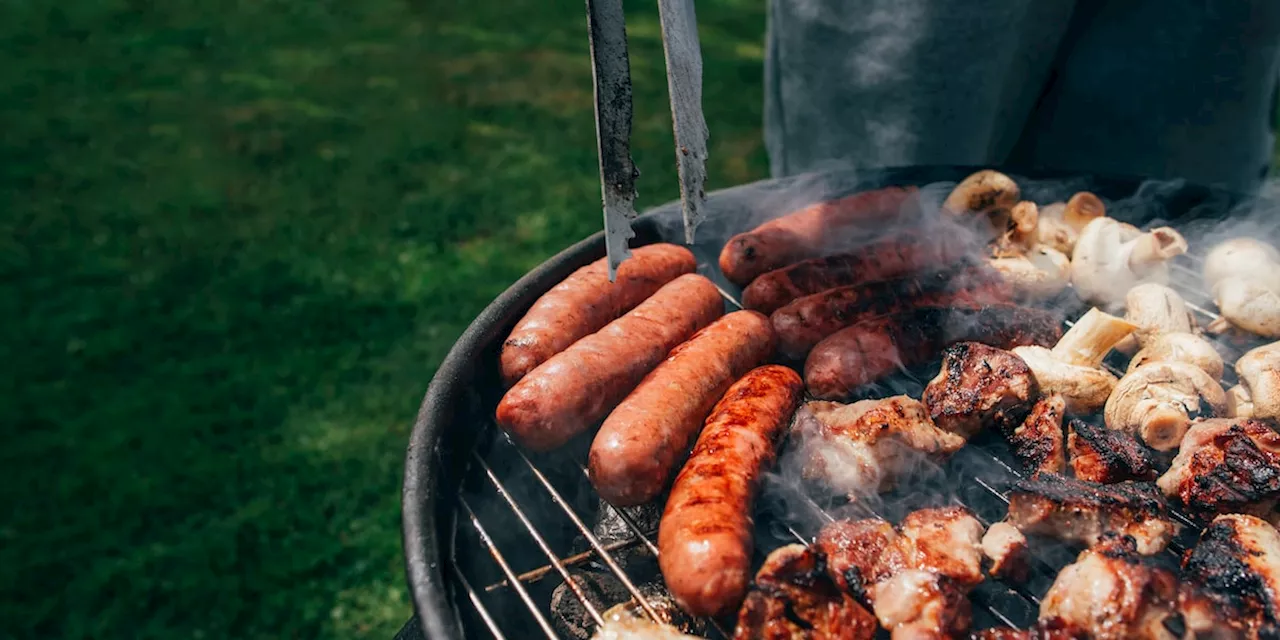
[496, 273, 723, 451]
[500, 243, 696, 387]
[740, 233, 973, 314]
[718, 186, 920, 286]
[589, 310, 776, 506]
[804, 305, 1062, 400]
[658, 365, 804, 617]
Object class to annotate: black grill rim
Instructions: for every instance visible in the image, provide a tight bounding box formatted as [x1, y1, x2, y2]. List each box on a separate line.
[401, 164, 1255, 639]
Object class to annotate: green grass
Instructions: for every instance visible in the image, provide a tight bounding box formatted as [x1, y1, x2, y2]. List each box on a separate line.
[0, 0, 768, 637]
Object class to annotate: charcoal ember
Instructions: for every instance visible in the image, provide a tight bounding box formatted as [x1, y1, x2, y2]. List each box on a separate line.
[550, 571, 706, 640]
[590, 500, 662, 571]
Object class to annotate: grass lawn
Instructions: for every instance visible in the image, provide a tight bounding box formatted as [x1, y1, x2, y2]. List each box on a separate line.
[1, 0, 768, 637]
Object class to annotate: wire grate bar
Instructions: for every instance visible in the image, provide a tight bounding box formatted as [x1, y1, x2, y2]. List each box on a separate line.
[461, 496, 561, 639]
[454, 564, 510, 640]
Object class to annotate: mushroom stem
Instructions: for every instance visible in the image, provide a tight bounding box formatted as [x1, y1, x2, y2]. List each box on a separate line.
[1128, 227, 1187, 274]
[1136, 402, 1191, 451]
[1052, 308, 1138, 368]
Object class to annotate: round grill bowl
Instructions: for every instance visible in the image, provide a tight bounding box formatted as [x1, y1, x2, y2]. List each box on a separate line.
[401, 165, 1252, 639]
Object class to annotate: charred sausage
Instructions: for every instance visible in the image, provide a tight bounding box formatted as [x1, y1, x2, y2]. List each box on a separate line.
[496, 273, 723, 451]
[804, 305, 1062, 400]
[740, 233, 975, 314]
[500, 243, 696, 387]
[718, 186, 920, 286]
[771, 264, 1012, 359]
[658, 365, 804, 618]
[589, 310, 776, 506]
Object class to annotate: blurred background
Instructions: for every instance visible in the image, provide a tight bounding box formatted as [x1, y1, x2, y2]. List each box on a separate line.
[1, 0, 767, 637]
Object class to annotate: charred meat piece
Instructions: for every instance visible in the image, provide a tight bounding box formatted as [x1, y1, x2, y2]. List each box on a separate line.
[970, 619, 1087, 639]
[1179, 514, 1280, 639]
[732, 544, 878, 640]
[981, 521, 1029, 582]
[1067, 420, 1159, 484]
[796, 396, 966, 498]
[1006, 473, 1176, 554]
[897, 506, 987, 589]
[870, 569, 972, 640]
[1040, 534, 1182, 640]
[1007, 394, 1066, 475]
[805, 305, 1062, 400]
[922, 342, 1038, 439]
[814, 517, 905, 603]
[1157, 418, 1280, 521]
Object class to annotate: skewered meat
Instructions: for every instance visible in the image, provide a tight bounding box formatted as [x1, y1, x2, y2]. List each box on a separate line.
[497, 274, 723, 451]
[871, 569, 972, 640]
[1157, 418, 1280, 521]
[922, 342, 1038, 439]
[771, 264, 1012, 359]
[740, 234, 974, 314]
[658, 365, 804, 617]
[501, 243, 696, 386]
[719, 186, 921, 286]
[733, 543, 878, 640]
[1006, 394, 1066, 475]
[1066, 420, 1159, 484]
[805, 305, 1062, 400]
[1006, 473, 1176, 554]
[796, 396, 965, 497]
[981, 522, 1029, 582]
[1179, 514, 1280, 639]
[590, 310, 776, 506]
[1039, 534, 1181, 640]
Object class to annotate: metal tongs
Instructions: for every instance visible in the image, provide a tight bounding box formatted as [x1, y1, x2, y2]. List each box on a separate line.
[586, 0, 707, 279]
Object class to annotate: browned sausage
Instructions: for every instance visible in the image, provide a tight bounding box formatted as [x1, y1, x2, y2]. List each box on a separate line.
[740, 233, 975, 314]
[718, 186, 920, 286]
[658, 365, 804, 618]
[771, 264, 1012, 359]
[496, 274, 723, 451]
[500, 243, 696, 387]
[589, 310, 776, 506]
[804, 305, 1062, 400]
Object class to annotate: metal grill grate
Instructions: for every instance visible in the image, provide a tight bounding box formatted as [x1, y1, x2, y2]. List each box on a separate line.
[445, 249, 1268, 639]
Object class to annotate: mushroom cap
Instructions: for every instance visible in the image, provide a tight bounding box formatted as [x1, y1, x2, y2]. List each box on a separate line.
[1126, 332, 1225, 380]
[1063, 192, 1106, 232]
[1123, 283, 1196, 348]
[1213, 278, 1280, 338]
[1012, 345, 1118, 415]
[1036, 217, 1078, 255]
[1104, 362, 1229, 451]
[1204, 238, 1280, 291]
[989, 247, 1071, 299]
[943, 170, 1020, 217]
[1227, 384, 1255, 419]
[1236, 342, 1280, 420]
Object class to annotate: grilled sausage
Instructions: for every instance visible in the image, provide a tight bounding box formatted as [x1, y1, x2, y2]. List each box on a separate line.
[496, 274, 723, 451]
[718, 186, 920, 286]
[589, 311, 776, 506]
[499, 243, 696, 387]
[740, 233, 975, 314]
[771, 264, 1012, 359]
[804, 305, 1062, 400]
[658, 365, 804, 617]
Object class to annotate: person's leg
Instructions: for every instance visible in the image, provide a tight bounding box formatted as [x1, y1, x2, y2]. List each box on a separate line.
[1010, 0, 1280, 193]
[764, 0, 1076, 178]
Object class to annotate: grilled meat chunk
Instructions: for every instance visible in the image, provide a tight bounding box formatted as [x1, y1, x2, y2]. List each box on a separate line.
[796, 396, 965, 498]
[1157, 418, 1280, 521]
[1040, 534, 1181, 640]
[732, 544, 877, 640]
[1067, 419, 1159, 483]
[815, 517, 905, 603]
[871, 569, 972, 640]
[1179, 514, 1280, 639]
[898, 506, 987, 589]
[981, 522, 1029, 582]
[922, 342, 1038, 439]
[970, 619, 1086, 639]
[1006, 473, 1176, 554]
[1007, 394, 1066, 475]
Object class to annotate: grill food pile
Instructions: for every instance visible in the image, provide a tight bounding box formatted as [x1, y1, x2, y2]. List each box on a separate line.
[469, 170, 1280, 639]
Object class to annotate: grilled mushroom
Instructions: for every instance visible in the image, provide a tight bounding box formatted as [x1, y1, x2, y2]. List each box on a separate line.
[1119, 283, 1196, 352]
[943, 170, 1020, 218]
[1203, 238, 1280, 338]
[1228, 384, 1256, 419]
[1034, 193, 1107, 256]
[989, 246, 1072, 299]
[1126, 331, 1224, 380]
[1203, 238, 1280, 291]
[1234, 341, 1280, 421]
[1104, 362, 1229, 451]
[1071, 218, 1188, 307]
[1012, 308, 1136, 414]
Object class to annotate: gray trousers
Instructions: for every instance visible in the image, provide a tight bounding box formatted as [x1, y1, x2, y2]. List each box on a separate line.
[765, 0, 1280, 193]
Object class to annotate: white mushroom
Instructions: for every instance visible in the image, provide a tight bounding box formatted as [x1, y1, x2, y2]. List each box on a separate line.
[989, 246, 1072, 299]
[1234, 341, 1280, 421]
[1117, 283, 1197, 353]
[1034, 192, 1106, 256]
[1071, 218, 1188, 307]
[1203, 238, 1280, 339]
[1104, 362, 1228, 451]
[1126, 332, 1225, 380]
[943, 170, 1020, 218]
[1227, 384, 1255, 419]
[1012, 308, 1137, 414]
[1203, 238, 1280, 291]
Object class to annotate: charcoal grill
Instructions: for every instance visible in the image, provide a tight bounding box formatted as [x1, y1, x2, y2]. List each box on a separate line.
[401, 165, 1279, 639]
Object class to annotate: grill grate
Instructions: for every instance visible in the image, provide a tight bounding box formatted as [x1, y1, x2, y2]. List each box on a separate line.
[446, 249, 1267, 639]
